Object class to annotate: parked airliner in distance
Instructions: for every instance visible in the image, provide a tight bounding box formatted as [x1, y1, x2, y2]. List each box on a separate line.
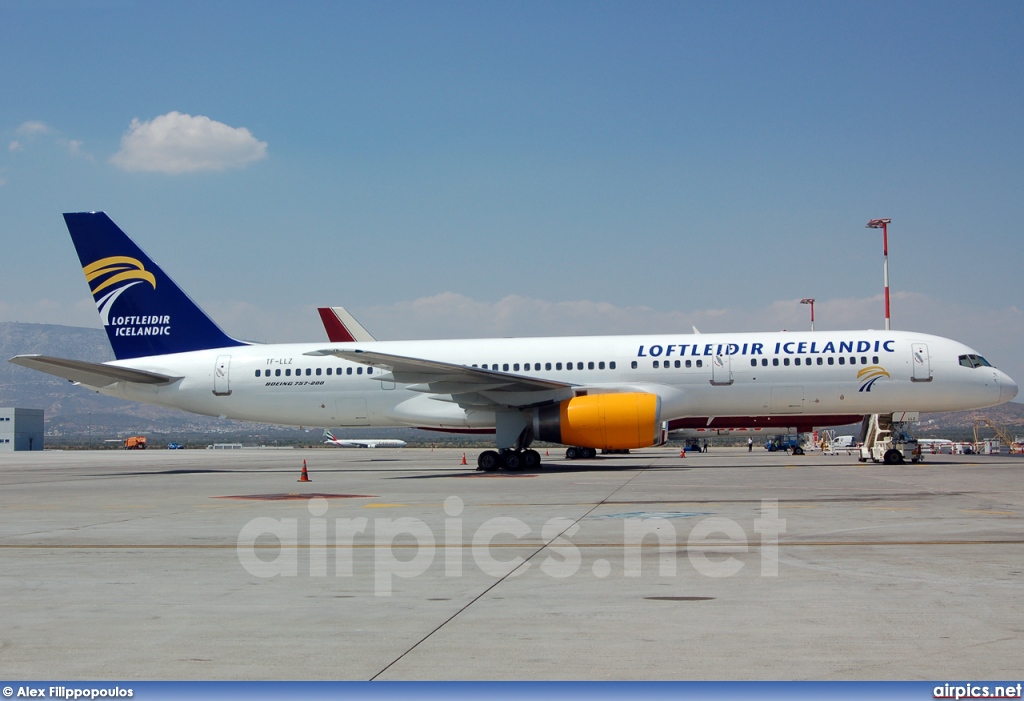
[323, 430, 406, 448]
[9, 213, 1018, 470]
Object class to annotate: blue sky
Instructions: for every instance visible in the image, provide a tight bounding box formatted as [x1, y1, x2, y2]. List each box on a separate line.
[1, 1, 1022, 387]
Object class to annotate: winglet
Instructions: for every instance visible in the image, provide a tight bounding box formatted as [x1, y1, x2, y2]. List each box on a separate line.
[318, 306, 376, 343]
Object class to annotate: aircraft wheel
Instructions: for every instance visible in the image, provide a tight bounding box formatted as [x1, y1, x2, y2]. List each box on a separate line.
[523, 449, 541, 468]
[565, 447, 578, 460]
[503, 451, 523, 471]
[582, 447, 597, 459]
[883, 449, 904, 465]
[477, 450, 500, 472]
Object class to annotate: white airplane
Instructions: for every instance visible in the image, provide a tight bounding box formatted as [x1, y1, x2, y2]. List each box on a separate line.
[917, 438, 955, 452]
[323, 429, 406, 449]
[10, 213, 1018, 471]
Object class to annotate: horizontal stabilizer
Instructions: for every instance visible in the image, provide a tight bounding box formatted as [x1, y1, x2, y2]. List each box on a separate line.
[8, 355, 181, 387]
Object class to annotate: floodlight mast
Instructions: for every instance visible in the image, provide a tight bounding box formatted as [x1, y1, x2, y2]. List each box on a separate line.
[800, 298, 815, 331]
[866, 218, 892, 330]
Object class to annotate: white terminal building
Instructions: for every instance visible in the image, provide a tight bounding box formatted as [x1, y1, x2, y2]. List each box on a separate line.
[0, 408, 44, 451]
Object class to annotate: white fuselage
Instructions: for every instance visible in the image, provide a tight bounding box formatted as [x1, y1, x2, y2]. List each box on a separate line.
[94, 329, 1016, 431]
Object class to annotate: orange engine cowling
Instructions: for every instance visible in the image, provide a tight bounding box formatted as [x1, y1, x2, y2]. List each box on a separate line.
[532, 393, 662, 450]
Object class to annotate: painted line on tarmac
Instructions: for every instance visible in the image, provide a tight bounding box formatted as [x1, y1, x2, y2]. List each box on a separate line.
[2, 539, 1023, 550]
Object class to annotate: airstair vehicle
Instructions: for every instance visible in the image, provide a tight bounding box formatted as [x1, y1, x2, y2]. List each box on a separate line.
[858, 413, 922, 464]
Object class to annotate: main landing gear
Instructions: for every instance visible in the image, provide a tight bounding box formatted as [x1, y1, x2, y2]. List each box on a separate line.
[477, 448, 542, 472]
[564, 446, 597, 460]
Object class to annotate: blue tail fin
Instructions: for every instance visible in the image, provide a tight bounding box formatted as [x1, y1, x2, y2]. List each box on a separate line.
[64, 212, 245, 360]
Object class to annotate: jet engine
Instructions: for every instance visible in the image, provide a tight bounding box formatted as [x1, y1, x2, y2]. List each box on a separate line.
[532, 393, 662, 450]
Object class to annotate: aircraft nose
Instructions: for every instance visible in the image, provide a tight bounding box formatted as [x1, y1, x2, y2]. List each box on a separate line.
[999, 371, 1019, 404]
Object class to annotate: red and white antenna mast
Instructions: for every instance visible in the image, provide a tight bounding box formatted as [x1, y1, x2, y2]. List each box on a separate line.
[866, 218, 892, 330]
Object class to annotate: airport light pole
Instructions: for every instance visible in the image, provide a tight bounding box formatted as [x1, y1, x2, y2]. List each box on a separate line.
[800, 298, 815, 331]
[866, 218, 892, 330]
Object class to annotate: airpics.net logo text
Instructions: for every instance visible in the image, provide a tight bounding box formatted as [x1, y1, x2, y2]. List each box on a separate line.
[236, 497, 787, 596]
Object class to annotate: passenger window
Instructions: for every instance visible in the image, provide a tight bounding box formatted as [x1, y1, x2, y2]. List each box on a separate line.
[653, 360, 660, 368]
[696, 359, 703, 368]
[357, 367, 363, 375]
[327, 368, 332, 375]
[838, 357, 845, 365]
[849, 357, 855, 365]
[346, 367, 352, 375]
[307, 368, 312, 376]
[557, 362, 563, 370]
[610, 361, 616, 369]
[630, 361, 637, 369]
[761, 358, 768, 366]
[872, 356, 879, 364]
[275, 369, 281, 376]
[750, 359, 756, 367]
[255, 370, 261, 377]
[588, 362, 595, 370]
[285, 369, 292, 376]
[577, 362, 584, 370]
[794, 358, 801, 366]
[599, 362, 605, 370]
[686, 360, 692, 368]
[546, 363, 552, 370]
[367, 368, 373, 374]
[828, 357, 834, 365]
[773, 358, 779, 366]
[316, 368, 322, 376]
[861, 357, 867, 365]
[513, 363, 520, 371]
[566, 363, 572, 371]
[805, 358, 811, 365]
[816, 358, 823, 365]
[784, 358, 790, 366]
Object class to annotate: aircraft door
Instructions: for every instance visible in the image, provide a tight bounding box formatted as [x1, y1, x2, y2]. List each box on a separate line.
[335, 399, 370, 426]
[711, 352, 733, 386]
[213, 355, 232, 396]
[911, 343, 932, 382]
[770, 386, 804, 414]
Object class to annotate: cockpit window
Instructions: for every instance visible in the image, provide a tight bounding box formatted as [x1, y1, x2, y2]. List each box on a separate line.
[959, 354, 995, 369]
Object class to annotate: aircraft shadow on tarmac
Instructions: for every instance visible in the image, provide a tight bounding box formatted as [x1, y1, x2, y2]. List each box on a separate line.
[394, 462, 692, 479]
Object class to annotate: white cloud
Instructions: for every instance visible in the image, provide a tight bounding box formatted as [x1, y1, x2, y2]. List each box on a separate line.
[16, 121, 50, 136]
[59, 138, 93, 161]
[110, 111, 268, 174]
[8, 140, 22, 152]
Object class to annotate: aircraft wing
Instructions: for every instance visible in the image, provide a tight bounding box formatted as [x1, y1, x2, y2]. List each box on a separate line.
[305, 348, 573, 403]
[8, 355, 181, 387]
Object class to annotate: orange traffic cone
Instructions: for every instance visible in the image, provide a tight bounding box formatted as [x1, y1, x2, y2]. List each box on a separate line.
[461, 453, 467, 465]
[545, 449, 549, 456]
[298, 459, 311, 482]
[679, 448, 686, 459]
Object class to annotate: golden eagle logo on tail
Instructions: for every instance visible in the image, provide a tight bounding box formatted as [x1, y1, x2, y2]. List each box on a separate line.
[82, 256, 157, 326]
